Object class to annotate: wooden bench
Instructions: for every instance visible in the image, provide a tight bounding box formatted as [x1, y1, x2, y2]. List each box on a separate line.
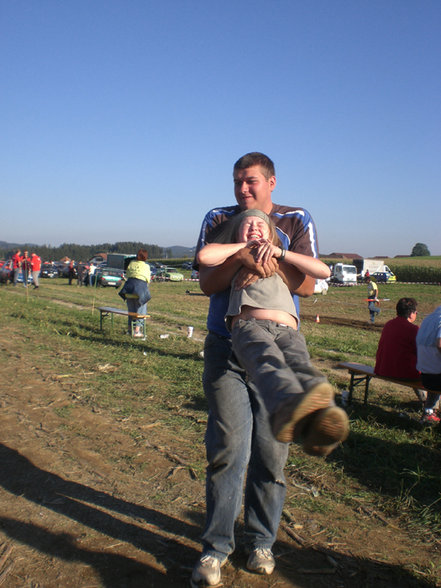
[337, 361, 425, 405]
[98, 306, 151, 338]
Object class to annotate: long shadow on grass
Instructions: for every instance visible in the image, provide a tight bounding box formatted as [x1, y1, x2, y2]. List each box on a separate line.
[53, 320, 205, 362]
[0, 517, 164, 586]
[340, 404, 441, 515]
[1, 447, 434, 587]
[2, 516, 432, 588]
[347, 400, 426, 431]
[0, 444, 200, 585]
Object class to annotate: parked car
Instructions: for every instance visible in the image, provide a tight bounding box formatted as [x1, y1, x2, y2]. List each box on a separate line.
[147, 264, 158, 278]
[16, 271, 33, 285]
[156, 267, 184, 282]
[149, 262, 165, 270]
[152, 268, 166, 282]
[182, 261, 193, 270]
[58, 263, 72, 278]
[92, 268, 125, 287]
[164, 267, 184, 282]
[331, 263, 357, 285]
[371, 271, 396, 284]
[0, 260, 35, 285]
[0, 260, 13, 284]
[190, 269, 199, 280]
[40, 263, 59, 278]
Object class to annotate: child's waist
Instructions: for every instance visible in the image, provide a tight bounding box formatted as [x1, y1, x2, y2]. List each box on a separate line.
[230, 306, 298, 330]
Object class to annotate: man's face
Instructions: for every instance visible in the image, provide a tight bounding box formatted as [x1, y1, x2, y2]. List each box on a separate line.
[233, 165, 276, 213]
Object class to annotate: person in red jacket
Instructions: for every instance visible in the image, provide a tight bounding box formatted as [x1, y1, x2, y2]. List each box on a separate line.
[375, 297, 426, 402]
[30, 253, 42, 289]
[12, 249, 22, 286]
[21, 250, 32, 287]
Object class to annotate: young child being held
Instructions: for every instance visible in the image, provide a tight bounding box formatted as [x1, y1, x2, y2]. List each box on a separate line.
[197, 209, 349, 456]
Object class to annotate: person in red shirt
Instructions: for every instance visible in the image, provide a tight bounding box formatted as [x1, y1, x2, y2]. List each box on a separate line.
[21, 250, 32, 287]
[68, 260, 76, 285]
[375, 297, 426, 402]
[30, 253, 42, 289]
[12, 249, 22, 286]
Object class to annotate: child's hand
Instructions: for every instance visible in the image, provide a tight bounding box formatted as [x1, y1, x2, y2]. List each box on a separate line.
[253, 239, 279, 264]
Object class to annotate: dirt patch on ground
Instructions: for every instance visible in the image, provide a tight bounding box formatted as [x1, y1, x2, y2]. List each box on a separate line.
[0, 324, 439, 587]
[301, 312, 383, 331]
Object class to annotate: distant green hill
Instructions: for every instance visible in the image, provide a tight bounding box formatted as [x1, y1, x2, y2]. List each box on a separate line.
[166, 245, 196, 258]
[0, 241, 197, 262]
[0, 240, 37, 250]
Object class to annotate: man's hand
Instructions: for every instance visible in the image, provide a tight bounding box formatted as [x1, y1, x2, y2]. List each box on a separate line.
[236, 247, 277, 276]
[233, 249, 278, 289]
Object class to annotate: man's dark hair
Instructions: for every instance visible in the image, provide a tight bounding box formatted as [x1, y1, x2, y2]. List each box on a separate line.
[396, 297, 417, 318]
[233, 152, 275, 179]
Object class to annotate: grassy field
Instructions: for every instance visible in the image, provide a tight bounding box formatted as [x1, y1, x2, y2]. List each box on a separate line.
[1, 277, 440, 585]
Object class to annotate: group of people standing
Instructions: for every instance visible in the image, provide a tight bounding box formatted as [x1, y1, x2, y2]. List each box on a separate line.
[66, 261, 97, 286]
[11, 249, 41, 289]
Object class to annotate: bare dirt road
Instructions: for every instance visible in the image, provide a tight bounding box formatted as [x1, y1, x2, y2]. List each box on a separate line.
[0, 322, 438, 587]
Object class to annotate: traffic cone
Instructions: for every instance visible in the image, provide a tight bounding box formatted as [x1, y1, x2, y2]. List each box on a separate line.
[315, 314, 320, 323]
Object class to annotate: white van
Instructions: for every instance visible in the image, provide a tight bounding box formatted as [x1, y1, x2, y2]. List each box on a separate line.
[332, 263, 357, 285]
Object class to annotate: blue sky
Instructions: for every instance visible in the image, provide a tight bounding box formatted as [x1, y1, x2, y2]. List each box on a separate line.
[1, 0, 440, 257]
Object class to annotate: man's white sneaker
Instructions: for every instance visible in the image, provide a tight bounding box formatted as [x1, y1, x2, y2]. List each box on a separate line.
[246, 547, 275, 575]
[191, 554, 225, 586]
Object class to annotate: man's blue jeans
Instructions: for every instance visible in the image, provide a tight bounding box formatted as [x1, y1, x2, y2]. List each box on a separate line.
[368, 301, 380, 323]
[201, 331, 289, 559]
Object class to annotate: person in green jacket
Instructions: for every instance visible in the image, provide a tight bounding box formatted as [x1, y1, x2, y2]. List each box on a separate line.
[119, 249, 151, 337]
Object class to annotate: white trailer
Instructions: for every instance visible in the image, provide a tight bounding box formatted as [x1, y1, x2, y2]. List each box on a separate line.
[353, 258, 395, 279]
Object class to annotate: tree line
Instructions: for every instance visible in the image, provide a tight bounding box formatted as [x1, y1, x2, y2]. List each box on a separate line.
[0, 241, 169, 262]
[1, 240, 432, 264]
